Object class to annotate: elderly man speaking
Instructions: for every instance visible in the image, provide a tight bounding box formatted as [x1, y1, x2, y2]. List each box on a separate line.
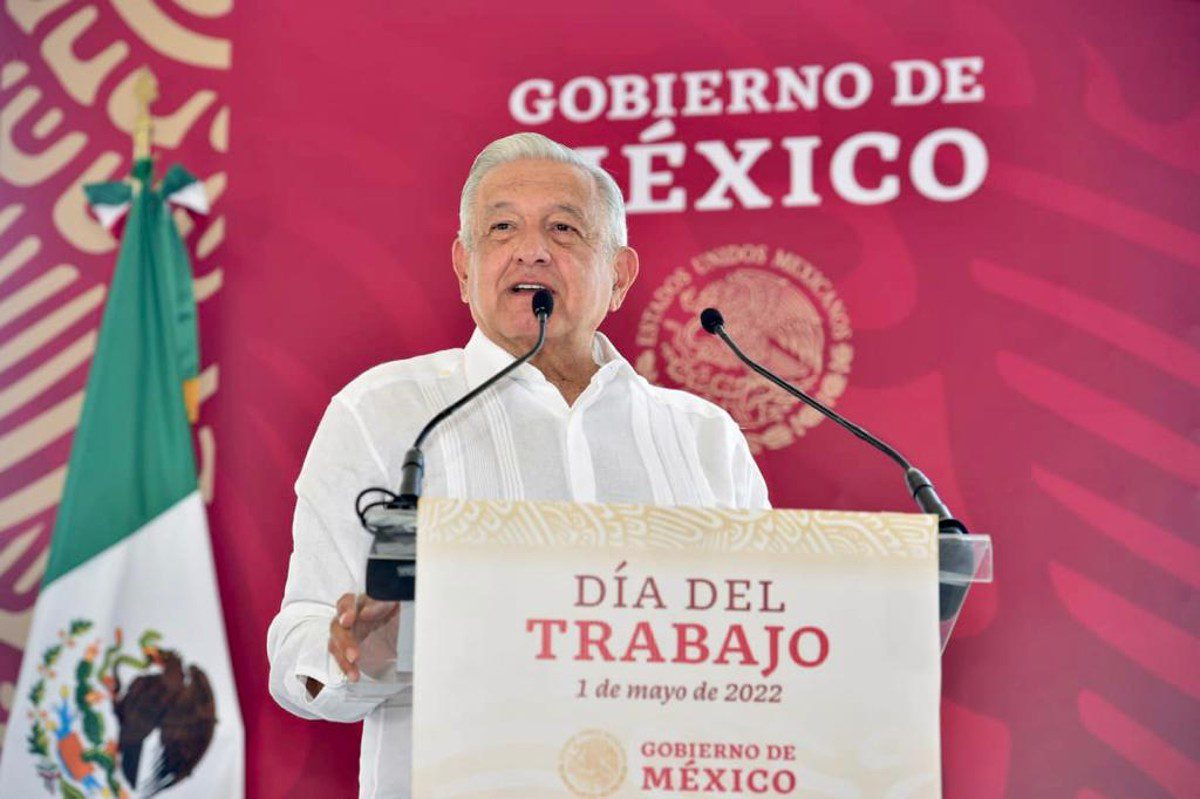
[267, 133, 769, 798]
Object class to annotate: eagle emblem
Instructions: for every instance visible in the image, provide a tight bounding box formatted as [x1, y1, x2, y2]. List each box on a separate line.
[635, 245, 853, 452]
[24, 619, 217, 798]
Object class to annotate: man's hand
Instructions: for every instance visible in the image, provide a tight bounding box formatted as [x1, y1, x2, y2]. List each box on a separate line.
[321, 593, 400, 691]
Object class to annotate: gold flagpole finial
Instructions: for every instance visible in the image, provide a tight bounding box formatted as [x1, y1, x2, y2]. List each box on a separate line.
[132, 67, 159, 161]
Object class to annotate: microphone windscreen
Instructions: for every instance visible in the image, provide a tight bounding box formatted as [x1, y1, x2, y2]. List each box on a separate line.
[532, 288, 554, 318]
[700, 307, 724, 334]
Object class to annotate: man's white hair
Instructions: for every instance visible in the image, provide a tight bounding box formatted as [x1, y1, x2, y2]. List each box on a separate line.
[458, 132, 627, 254]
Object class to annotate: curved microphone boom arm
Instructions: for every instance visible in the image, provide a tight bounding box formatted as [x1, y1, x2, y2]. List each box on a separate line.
[356, 289, 554, 525]
[357, 289, 554, 601]
[698, 307, 967, 534]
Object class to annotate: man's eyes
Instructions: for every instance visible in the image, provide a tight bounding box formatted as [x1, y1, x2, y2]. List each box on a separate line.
[487, 221, 579, 235]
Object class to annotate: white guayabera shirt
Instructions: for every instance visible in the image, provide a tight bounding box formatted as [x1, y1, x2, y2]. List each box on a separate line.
[267, 328, 770, 799]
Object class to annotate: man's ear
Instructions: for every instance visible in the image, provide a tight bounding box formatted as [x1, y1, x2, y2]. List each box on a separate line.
[451, 237, 470, 303]
[609, 246, 640, 312]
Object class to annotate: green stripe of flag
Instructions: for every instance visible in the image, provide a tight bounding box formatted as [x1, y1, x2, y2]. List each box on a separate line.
[47, 158, 203, 585]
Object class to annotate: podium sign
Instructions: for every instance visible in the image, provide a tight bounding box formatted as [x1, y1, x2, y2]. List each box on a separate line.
[412, 498, 942, 798]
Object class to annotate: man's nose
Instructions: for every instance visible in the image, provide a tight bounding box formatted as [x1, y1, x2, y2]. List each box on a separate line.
[512, 228, 551, 265]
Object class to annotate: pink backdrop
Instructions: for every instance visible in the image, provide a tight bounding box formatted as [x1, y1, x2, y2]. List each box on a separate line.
[2, 2, 1197, 797]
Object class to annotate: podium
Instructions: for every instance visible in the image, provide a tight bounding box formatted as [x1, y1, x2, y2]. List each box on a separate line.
[358, 498, 992, 798]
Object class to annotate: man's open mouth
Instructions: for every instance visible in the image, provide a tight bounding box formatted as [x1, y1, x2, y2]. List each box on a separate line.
[510, 283, 551, 294]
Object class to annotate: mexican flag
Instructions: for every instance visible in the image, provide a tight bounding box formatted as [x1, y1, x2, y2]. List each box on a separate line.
[0, 159, 243, 797]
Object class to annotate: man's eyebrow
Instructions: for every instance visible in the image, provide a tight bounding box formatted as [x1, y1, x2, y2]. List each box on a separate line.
[551, 203, 587, 222]
[483, 201, 588, 223]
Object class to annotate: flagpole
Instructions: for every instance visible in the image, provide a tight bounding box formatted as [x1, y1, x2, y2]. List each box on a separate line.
[132, 67, 157, 164]
[128, 67, 201, 422]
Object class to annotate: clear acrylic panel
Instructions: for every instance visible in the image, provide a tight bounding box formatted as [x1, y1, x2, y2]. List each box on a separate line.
[344, 598, 415, 700]
[939, 533, 993, 653]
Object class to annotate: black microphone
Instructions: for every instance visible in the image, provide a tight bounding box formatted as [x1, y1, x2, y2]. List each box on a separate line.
[700, 307, 973, 622]
[357, 289, 554, 600]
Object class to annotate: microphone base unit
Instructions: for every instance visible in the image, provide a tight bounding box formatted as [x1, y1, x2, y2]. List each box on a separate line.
[905, 468, 972, 621]
[364, 502, 417, 601]
[938, 533, 973, 622]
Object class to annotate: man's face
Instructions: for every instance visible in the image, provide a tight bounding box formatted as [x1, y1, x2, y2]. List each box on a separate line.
[452, 159, 638, 354]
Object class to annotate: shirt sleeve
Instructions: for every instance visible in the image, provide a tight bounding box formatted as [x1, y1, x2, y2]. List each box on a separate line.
[266, 397, 410, 722]
[730, 421, 771, 510]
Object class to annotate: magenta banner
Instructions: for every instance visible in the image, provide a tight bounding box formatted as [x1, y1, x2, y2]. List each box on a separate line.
[2, 2, 1197, 797]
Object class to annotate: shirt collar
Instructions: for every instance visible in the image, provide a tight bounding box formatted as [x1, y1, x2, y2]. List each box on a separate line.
[463, 327, 634, 391]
